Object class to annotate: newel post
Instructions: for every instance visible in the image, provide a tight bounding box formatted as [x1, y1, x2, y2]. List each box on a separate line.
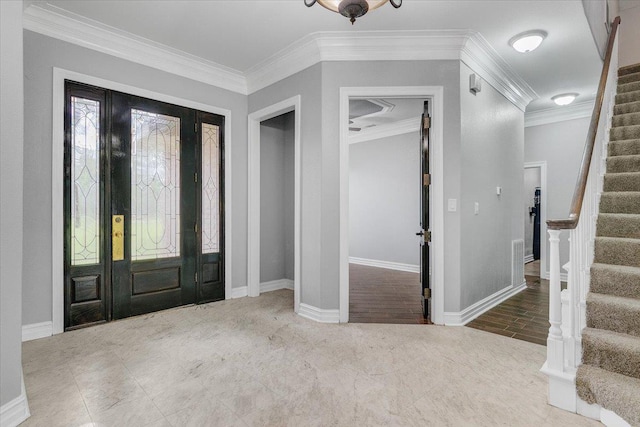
[547, 229, 564, 371]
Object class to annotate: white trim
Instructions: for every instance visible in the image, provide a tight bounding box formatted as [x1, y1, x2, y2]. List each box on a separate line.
[543, 271, 569, 282]
[0, 374, 30, 427]
[348, 116, 421, 145]
[339, 86, 445, 324]
[231, 286, 248, 299]
[298, 303, 340, 323]
[22, 321, 52, 342]
[260, 279, 294, 293]
[525, 101, 595, 128]
[601, 409, 632, 427]
[24, 4, 247, 94]
[247, 96, 302, 314]
[443, 281, 527, 326]
[525, 161, 548, 282]
[348, 257, 419, 274]
[524, 254, 535, 264]
[51, 68, 233, 334]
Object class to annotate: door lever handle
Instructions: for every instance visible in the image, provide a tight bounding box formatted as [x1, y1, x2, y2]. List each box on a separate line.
[415, 231, 424, 236]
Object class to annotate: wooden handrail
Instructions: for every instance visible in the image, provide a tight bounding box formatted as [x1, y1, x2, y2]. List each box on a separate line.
[547, 16, 621, 231]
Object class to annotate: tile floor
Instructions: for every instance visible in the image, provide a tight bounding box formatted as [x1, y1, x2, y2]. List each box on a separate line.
[21, 290, 599, 426]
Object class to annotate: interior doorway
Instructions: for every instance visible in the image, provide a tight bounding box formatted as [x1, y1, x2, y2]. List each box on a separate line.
[524, 162, 547, 279]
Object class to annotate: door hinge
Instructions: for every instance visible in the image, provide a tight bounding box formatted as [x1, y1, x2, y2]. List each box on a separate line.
[195, 122, 198, 132]
[195, 272, 198, 282]
[423, 116, 431, 130]
[423, 173, 431, 186]
[424, 230, 431, 243]
[194, 172, 198, 183]
[424, 288, 431, 299]
[194, 222, 198, 233]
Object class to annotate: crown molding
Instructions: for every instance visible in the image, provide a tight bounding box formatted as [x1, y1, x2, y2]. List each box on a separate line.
[524, 100, 595, 127]
[22, 4, 248, 95]
[349, 116, 420, 144]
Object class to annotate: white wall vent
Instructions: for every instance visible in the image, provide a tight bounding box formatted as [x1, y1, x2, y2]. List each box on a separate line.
[512, 239, 525, 287]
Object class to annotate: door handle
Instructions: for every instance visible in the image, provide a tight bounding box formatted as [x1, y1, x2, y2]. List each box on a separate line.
[416, 231, 424, 236]
[112, 215, 125, 261]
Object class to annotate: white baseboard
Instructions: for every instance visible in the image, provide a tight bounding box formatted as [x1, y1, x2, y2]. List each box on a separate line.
[0, 373, 30, 427]
[443, 281, 527, 326]
[542, 271, 569, 282]
[22, 321, 53, 342]
[524, 254, 534, 263]
[260, 279, 294, 293]
[230, 286, 248, 299]
[348, 257, 419, 273]
[298, 303, 340, 323]
[601, 408, 631, 427]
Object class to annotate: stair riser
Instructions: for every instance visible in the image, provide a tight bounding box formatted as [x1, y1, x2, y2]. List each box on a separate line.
[597, 215, 640, 239]
[619, 72, 640, 85]
[590, 265, 640, 299]
[603, 173, 640, 192]
[619, 81, 640, 94]
[607, 155, 640, 173]
[582, 334, 640, 379]
[587, 302, 640, 339]
[610, 125, 640, 141]
[594, 238, 640, 267]
[612, 112, 640, 127]
[615, 101, 640, 115]
[616, 91, 640, 105]
[620, 64, 640, 76]
[609, 140, 640, 156]
[599, 193, 640, 214]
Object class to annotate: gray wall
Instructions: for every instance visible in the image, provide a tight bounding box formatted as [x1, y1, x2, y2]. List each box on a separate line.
[620, 2, 640, 67]
[22, 30, 249, 326]
[260, 112, 294, 283]
[525, 117, 590, 278]
[524, 167, 541, 258]
[1, 0, 25, 408]
[349, 132, 421, 266]
[459, 62, 525, 310]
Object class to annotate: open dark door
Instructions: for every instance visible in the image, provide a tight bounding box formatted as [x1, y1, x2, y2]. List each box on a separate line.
[419, 101, 431, 321]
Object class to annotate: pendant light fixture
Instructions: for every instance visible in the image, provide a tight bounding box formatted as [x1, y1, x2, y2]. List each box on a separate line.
[305, 0, 402, 25]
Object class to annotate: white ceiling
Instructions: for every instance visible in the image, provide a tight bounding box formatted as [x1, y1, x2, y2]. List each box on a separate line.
[29, 0, 604, 112]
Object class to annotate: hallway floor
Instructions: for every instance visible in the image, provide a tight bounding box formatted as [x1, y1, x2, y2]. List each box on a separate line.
[21, 289, 598, 426]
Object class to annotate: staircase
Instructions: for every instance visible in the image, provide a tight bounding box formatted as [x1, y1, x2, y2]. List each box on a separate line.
[575, 63, 640, 426]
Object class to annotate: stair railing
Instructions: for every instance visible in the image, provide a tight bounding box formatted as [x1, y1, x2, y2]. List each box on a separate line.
[542, 16, 620, 411]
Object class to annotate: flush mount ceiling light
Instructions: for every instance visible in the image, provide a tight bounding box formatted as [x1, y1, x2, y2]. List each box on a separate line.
[552, 93, 578, 106]
[509, 30, 547, 53]
[305, 0, 402, 25]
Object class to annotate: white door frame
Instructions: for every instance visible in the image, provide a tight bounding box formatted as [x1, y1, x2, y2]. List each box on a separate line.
[339, 86, 445, 324]
[247, 96, 301, 313]
[51, 68, 233, 334]
[524, 161, 548, 280]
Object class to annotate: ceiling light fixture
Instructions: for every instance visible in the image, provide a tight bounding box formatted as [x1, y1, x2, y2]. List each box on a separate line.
[509, 30, 547, 53]
[552, 93, 578, 106]
[305, 0, 402, 25]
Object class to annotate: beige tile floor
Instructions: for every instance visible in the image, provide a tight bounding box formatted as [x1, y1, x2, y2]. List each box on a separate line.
[21, 290, 599, 427]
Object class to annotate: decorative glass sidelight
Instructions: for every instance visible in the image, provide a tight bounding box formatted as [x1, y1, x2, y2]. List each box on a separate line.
[201, 123, 220, 254]
[71, 97, 101, 266]
[130, 109, 181, 261]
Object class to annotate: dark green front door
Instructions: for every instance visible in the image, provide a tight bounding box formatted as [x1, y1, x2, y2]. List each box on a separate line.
[64, 81, 225, 330]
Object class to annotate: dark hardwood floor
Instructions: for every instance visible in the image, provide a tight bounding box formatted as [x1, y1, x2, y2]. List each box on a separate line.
[349, 263, 428, 324]
[466, 274, 552, 346]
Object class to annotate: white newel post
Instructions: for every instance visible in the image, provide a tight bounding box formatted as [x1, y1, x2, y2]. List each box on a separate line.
[547, 229, 564, 371]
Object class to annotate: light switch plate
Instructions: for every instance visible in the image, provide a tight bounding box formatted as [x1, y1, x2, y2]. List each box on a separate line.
[448, 199, 457, 212]
[474, 202, 480, 215]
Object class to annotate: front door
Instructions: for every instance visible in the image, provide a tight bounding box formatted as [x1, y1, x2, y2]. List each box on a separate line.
[419, 101, 432, 320]
[64, 82, 224, 330]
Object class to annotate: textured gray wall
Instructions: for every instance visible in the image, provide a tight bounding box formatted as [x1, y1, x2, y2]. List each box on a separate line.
[349, 132, 421, 266]
[459, 62, 525, 310]
[1, 0, 25, 407]
[525, 117, 590, 278]
[524, 167, 541, 258]
[22, 30, 249, 326]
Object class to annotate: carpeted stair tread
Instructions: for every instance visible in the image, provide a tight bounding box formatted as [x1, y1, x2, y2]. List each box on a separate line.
[610, 125, 640, 141]
[596, 213, 640, 239]
[616, 90, 640, 106]
[600, 192, 640, 214]
[603, 172, 640, 191]
[607, 154, 640, 173]
[590, 263, 640, 299]
[620, 63, 640, 77]
[619, 71, 640, 85]
[609, 139, 640, 156]
[618, 81, 640, 94]
[594, 237, 640, 267]
[582, 327, 640, 378]
[615, 100, 640, 115]
[586, 295, 640, 338]
[612, 112, 640, 127]
[576, 364, 640, 426]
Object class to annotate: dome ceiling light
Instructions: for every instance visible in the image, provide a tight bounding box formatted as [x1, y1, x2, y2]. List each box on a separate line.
[305, 0, 402, 25]
[552, 93, 579, 106]
[509, 30, 547, 53]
